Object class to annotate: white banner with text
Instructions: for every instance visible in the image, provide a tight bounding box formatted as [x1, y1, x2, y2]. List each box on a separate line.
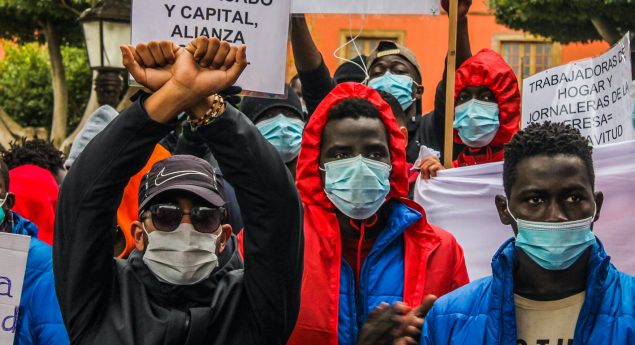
[132, 0, 291, 94]
[522, 34, 634, 146]
[0, 232, 30, 344]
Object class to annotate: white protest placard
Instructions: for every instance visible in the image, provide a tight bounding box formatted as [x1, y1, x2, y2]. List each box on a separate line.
[292, 0, 439, 14]
[132, 0, 291, 95]
[0, 232, 30, 344]
[414, 140, 635, 279]
[522, 34, 634, 146]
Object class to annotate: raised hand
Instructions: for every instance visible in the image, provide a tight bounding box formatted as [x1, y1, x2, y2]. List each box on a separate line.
[185, 36, 239, 71]
[120, 41, 179, 91]
[121, 37, 247, 100]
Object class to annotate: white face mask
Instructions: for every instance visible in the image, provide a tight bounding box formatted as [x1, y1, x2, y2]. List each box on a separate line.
[142, 223, 220, 285]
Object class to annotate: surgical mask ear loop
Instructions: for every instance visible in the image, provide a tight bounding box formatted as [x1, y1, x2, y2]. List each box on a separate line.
[504, 198, 518, 224]
[333, 13, 370, 83]
[141, 222, 151, 246]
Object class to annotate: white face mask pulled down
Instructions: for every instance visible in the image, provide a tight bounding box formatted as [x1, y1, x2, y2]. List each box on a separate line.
[142, 223, 220, 285]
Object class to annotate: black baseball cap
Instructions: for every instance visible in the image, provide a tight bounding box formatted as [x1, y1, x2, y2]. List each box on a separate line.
[138, 155, 226, 213]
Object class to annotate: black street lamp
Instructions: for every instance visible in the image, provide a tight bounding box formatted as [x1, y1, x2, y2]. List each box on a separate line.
[79, 0, 131, 107]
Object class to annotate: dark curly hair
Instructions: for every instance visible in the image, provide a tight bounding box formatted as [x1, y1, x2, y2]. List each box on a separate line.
[328, 97, 381, 121]
[1, 138, 65, 175]
[503, 122, 594, 197]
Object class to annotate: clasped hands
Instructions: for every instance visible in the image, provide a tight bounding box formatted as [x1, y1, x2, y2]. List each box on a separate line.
[120, 36, 248, 123]
[358, 295, 437, 345]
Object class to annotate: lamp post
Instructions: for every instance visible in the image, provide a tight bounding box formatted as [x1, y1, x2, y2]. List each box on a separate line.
[79, 0, 131, 107]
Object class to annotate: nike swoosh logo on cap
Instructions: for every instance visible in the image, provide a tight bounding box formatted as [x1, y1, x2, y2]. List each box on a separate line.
[154, 167, 212, 186]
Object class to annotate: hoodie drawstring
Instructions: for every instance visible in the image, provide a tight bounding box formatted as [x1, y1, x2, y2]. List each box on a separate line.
[349, 214, 378, 287]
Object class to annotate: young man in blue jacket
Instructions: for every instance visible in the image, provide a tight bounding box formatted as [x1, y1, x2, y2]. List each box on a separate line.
[0, 161, 69, 345]
[420, 122, 634, 345]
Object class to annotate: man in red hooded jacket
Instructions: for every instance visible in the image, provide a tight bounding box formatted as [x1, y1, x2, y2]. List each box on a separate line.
[418, 49, 520, 177]
[288, 82, 469, 345]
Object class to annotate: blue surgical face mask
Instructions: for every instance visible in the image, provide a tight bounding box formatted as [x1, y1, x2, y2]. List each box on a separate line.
[368, 71, 416, 111]
[256, 114, 305, 163]
[453, 99, 500, 148]
[507, 203, 597, 270]
[320, 155, 391, 220]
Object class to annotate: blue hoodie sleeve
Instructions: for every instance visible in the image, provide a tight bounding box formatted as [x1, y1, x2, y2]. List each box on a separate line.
[420, 304, 437, 345]
[16, 237, 69, 345]
[29, 271, 70, 345]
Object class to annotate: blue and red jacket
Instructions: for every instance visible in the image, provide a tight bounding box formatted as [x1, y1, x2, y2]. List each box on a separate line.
[452, 49, 520, 167]
[422, 238, 635, 345]
[288, 83, 469, 345]
[10, 212, 69, 345]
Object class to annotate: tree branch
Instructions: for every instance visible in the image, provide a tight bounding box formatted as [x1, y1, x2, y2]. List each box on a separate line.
[590, 17, 622, 45]
[58, 0, 83, 17]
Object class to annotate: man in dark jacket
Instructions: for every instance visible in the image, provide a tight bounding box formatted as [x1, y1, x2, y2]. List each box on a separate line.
[419, 122, 635, 345]
[53, 37, 303, 345]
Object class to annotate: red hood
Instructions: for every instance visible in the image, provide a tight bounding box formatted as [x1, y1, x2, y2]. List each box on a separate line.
[9, 164, 59, 245]
[296, 82, 408, 207]
[289, 85, 469, 345]
[453, 49, 520, 147]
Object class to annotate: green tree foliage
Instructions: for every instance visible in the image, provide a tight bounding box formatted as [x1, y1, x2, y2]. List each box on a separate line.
[489, 0, 635, 44]
[0, 42, 91, 134]
[0, 0, 93, 146]
[0, 43, 52, 128]
[0, 0, 90, 45]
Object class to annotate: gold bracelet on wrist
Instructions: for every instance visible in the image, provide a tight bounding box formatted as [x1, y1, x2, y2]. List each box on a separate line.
[188, 94, 226, 131]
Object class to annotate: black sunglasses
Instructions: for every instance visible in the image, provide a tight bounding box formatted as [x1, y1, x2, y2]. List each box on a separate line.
[146, 204, 225, 233]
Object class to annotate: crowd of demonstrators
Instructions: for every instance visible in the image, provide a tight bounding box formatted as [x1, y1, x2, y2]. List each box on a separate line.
[288, 0, 524, 182]
[0, 6, 632, 345]
[288, 82, 468, 345]
[1, 138, 65, 245]
[0, 161, 69, 344]
[290, 0, 474, 165]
